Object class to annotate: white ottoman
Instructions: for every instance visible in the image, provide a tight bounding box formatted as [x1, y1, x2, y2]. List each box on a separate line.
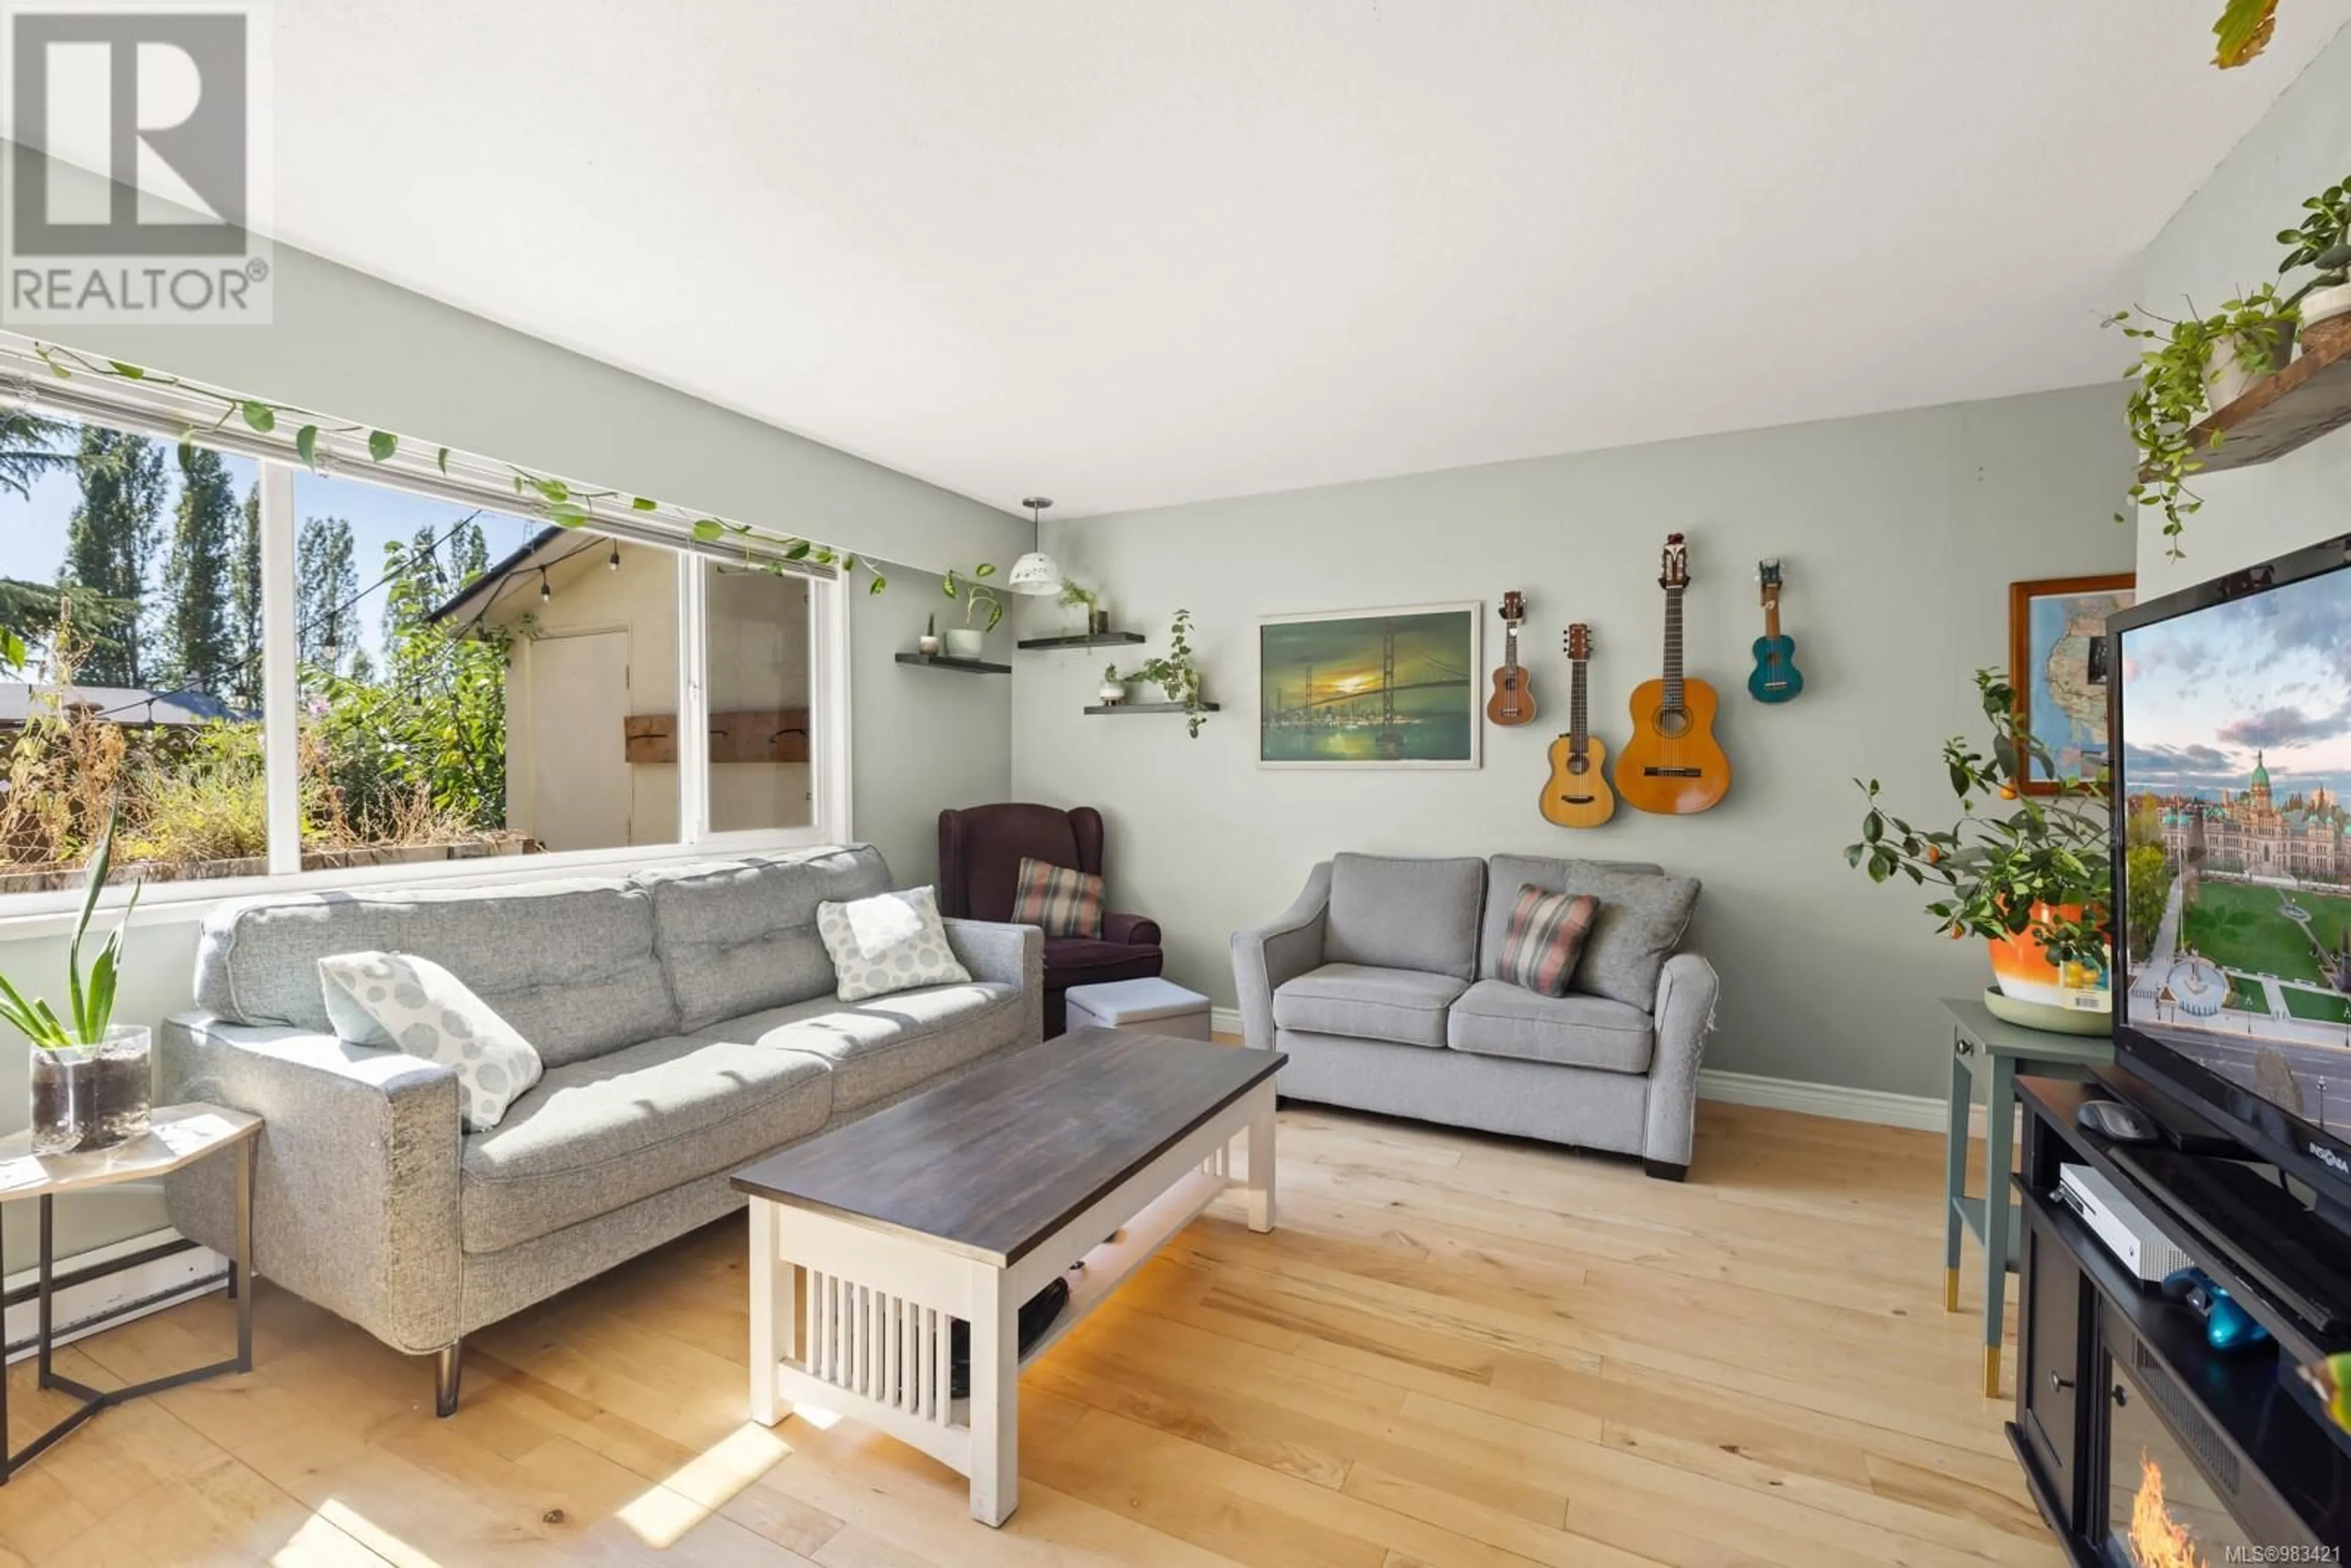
[1065, 977, 1213, 1040]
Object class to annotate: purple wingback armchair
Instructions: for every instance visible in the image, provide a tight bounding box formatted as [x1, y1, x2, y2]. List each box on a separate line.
[937, 803, 1163, 1036]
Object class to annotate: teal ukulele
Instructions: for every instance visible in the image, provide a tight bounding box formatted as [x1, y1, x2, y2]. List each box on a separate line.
[1747, 560, 1804, 703]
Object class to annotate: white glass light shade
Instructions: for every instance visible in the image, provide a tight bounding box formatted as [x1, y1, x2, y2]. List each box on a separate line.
[1005, 552, 1063, 596]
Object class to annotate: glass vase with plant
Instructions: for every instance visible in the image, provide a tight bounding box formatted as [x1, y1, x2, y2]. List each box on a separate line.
[1109, 609, 1212, 737]
[1845, 669, 2112, 1028]
[1057, 578, 1104, 634]
[0, 808, 152, 1153]
[2107, 283, 2297, 558]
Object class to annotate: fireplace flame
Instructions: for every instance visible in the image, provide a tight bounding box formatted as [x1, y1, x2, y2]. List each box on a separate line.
[2129, 1454, 2205, 1568]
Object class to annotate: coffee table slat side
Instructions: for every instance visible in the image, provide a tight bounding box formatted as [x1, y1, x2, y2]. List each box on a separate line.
[731, 1030, 1283, 1266]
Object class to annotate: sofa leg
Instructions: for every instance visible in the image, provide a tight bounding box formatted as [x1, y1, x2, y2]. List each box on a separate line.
[434, 1341, 463, 1417]
[1642, 1158, 1689, 1182]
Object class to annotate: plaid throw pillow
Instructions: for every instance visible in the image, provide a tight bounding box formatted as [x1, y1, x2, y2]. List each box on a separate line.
[1011, 855, 1106, 939]
[1495, 884, 1600, 998]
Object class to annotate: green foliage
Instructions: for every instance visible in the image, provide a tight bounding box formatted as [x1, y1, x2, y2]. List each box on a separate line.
[947, 566, 1005, 632]
[2276, 173, 2351, 307]
[230, 487, 262, 708]
[2124, 844, 2172, 964]
[160, 445, 241, 695]
[121, 721, 268, 866]
[1112, 609, 1212, 738]
[295, 516, 359, 676]
[64, 426, 167, 685]
[0, 408, 73, 500]
[1844, 668, 2109, 970]
[2105, 285, 2295, 560]
[0, 806, 140, 1052]
[309, 538, 511, 839]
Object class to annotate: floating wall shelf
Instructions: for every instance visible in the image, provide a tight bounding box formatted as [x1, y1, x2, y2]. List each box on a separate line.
[1015, 631, 1148, 650]
[2150, 325, 2351, 479]
[895, 652, 1011, 675]
[1085, 702, 1223, 716]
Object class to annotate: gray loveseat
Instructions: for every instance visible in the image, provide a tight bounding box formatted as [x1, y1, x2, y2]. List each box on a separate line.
[159, 844, 1041, 1414]
[1231, 852, 1717, 1177]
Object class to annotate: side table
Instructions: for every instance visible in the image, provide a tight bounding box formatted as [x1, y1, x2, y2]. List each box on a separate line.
[1939, 997, 2109, 1398]
[0, 1101, 260, 1482]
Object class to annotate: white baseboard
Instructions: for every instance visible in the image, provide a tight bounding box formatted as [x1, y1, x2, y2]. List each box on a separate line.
[1214, 1007, 1993, 1138]
[2, 1228, 227, 1364]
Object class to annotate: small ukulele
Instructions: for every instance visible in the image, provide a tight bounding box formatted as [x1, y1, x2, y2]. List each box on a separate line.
[1617, 533, 1732, 814]
[1540, 624, 1615, 828]
[1747, 559, 1804, 704]
[1486, 591, 1537, 726]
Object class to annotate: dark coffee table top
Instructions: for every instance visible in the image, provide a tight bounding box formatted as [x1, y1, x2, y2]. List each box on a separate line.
[732, 1029, 1284, 1267]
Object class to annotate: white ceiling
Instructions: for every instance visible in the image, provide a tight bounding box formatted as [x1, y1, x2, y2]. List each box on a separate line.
[262, 1, 2350, 518]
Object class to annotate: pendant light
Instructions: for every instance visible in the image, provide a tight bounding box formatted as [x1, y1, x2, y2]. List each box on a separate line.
[1006, 497, 1062, 596]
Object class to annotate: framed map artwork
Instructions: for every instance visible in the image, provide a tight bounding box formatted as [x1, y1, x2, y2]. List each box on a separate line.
[2009, 573, 2135, 794]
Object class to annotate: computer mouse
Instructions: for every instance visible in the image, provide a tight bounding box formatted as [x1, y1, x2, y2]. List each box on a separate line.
[2076, 1099, 2159, 1142]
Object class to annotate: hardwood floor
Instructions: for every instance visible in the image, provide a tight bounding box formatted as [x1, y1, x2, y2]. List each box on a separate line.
[0, 1099, 2051, 1566]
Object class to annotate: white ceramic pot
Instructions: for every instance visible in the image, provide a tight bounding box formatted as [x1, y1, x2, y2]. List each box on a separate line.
[943, 628, 986, 660]
[916, 634, 941, 656]
[2302, 280, 2351, 327]
[1097, 680, 1127, 706]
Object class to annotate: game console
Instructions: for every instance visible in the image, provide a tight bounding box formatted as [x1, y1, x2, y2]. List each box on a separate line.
[2058, 1163, 2192, 1285]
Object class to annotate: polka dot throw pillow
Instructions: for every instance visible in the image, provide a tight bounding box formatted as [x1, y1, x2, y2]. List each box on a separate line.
[318, 951, 544, 1131]
[816, 885, 972, 1002]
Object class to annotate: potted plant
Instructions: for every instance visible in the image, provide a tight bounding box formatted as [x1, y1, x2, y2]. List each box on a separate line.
[1059, 579, 1109, 636]
[1845, 669, 2112, 1034]
[2107, 283, 2297, 558]
[0, 810, 152, 1153]
[917, 612, 941, 657]
[1098, 664, 1129, 705]
[943, 566, 1002, 659]
[2278, 173, 2351, 354]
[1108, 609, 1212, 737]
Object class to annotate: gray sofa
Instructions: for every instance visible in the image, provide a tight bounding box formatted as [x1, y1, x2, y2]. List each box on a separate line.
[1231, 852, 1717, 1177]
[159, 844, 1041, 1414]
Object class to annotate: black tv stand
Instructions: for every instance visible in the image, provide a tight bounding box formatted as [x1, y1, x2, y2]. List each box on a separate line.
[2009, 1076, 2351, 1561]
[2109, 1144, 2351, 1335]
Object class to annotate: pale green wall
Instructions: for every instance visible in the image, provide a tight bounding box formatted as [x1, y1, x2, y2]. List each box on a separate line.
[1012, 386, 2136, 1101]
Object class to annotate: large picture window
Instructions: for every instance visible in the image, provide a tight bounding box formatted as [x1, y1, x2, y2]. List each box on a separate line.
[0, 400, 843, 912]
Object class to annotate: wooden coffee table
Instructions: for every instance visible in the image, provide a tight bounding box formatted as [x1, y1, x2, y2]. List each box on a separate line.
[732, 1028, 1283, 1526]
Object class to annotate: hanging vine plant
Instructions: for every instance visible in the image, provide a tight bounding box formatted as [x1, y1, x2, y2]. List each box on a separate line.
[24, 342, 1014, 596]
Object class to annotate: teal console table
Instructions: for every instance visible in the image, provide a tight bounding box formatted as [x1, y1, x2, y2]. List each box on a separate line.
[1939, 997, 2110, 1397]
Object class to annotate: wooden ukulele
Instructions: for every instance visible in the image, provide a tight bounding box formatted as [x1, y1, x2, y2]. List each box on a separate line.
[1485, 590, 1537, 726]
[1617, 533, 1732, 814]
[1540, 623, 1615, 828]
[1747, 559, 1804, 704]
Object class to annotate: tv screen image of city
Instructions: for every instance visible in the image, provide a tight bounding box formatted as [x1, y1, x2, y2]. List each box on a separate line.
[2121, 566, 2351, 1141]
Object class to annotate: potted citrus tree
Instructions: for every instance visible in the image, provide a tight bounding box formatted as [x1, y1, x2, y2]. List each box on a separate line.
[0, 809, 152, 1152]
[1846, 669, 2112, 1033]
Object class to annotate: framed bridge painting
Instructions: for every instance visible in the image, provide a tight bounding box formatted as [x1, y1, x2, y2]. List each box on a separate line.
[1258, 602, 1482, 768]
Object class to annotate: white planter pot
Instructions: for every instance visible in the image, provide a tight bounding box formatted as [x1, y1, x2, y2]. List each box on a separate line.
[943, 628, 986, 660]
[1097, 681, 1128, 706]
[2303, 280, 2351, 327]
[2205, 320, 2293, 411]
[916, 634, 941, 656]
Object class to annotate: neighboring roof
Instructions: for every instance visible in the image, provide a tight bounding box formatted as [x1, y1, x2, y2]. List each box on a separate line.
[0, 685, 243, 727]
[426, 525, 562, 629]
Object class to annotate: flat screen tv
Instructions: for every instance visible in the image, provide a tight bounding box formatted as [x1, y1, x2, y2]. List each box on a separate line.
[2110, 534, 2351, 1209]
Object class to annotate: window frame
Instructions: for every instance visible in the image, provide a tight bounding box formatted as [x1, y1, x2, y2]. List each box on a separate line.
[0, 412, 852, 933]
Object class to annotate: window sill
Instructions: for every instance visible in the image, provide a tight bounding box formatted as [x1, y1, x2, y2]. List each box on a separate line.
[0, 828, 839, 942]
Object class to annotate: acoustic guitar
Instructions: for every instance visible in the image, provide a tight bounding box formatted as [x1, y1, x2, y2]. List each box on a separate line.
[1747, 558, 1804, 704]
[1540, 623, 1615, 828]
[1617, 533, 1732, 814]
[1485, 590, 1537, 726]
